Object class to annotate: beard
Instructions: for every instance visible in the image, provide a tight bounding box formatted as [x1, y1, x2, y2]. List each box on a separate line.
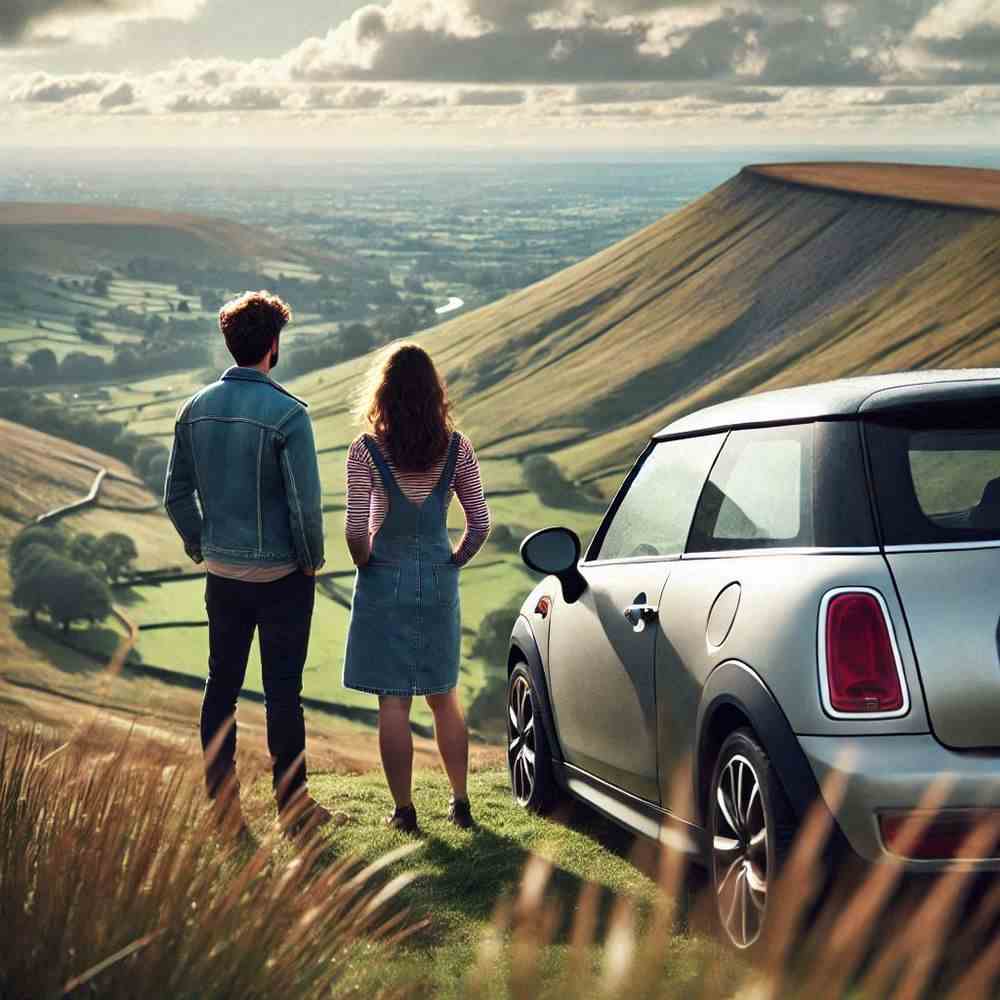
[269, 344, 279, 369]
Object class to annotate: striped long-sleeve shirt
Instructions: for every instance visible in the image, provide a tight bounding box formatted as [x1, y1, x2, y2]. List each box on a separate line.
[345, 432, 492, 567]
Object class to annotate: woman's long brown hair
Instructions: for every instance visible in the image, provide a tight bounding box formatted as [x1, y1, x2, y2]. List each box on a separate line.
[360, 343, 454, 472]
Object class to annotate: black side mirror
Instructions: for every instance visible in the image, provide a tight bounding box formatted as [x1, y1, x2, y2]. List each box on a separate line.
[520, 527, 588, 604]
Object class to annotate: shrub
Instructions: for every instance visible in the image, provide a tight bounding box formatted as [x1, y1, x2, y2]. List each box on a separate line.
[522, 454, 577, 507]
[471, 603, 522, 667]
[26, 348, 58, 381]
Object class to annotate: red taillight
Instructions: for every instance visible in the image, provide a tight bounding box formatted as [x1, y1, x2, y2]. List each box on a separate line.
[825, 592, 903, 715]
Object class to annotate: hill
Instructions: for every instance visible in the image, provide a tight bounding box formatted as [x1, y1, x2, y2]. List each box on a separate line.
[282, 163, 998, 493]
[0, 202, 296, 269]
[747, 162, 1000, 213]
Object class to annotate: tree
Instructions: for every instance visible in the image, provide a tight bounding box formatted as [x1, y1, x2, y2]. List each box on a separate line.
[143, 452, 169, 494]
[26, 348, 58, 382]
[97, 532, 139, 583]
[112, 429, 145, 463]
[340, 323, 375, 359]
[522, 455, 577, 508]
[9, 526, 67, 579]
[69, 532, 103, 572]
[133, 441, 169, 478]
[75, 313, 93, 337]
[93, 274, 111, 297]
[12, 566, 50, 623]
[60, 351, 106, 381]
[177, 299, 191, 313]
[42, 559, 112, 632]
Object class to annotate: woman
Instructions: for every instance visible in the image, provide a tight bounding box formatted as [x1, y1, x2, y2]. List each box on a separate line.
[343, 343, 491, 832]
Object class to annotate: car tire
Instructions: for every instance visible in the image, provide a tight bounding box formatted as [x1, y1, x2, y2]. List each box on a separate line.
[507, 662, 556, 813]
[708, 727, 796, 951]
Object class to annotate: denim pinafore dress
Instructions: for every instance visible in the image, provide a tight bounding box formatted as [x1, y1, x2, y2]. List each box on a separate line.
[342, 433, 462, 697]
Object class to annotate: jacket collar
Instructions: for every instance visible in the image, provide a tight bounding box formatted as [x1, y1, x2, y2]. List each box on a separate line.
[220, 366, 308, 407]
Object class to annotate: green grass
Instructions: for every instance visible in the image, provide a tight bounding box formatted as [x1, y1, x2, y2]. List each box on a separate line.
[129, 577, 493, 728]
[246, 765, 734, 999]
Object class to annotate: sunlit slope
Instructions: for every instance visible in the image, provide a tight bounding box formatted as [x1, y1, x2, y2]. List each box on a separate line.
[297, 164, 1000, 490]
[0, 418, 156, 544]
[0, 203, 295, 268]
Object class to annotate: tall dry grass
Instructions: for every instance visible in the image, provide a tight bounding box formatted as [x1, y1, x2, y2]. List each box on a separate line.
[0, 725, 417, 999]
[462, 770, 1000, 1000]
[3, 721, 998, 1000]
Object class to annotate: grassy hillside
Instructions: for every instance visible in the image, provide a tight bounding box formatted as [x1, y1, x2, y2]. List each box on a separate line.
[263, 164, 1000, 494]
[0, 203, 291, 268]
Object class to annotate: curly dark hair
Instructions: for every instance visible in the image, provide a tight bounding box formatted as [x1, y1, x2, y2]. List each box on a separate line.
[218, 291, 292, 366]
[361, 343, 454, 473]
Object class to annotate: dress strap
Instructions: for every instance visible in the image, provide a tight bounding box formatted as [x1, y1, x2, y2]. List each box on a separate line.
[432, 433, 461, 499]
[362, 435, 404, 499]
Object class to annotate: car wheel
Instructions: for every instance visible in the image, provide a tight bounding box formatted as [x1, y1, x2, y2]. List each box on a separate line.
[507, 663, 556, 813]
[709, 728, 796, 951]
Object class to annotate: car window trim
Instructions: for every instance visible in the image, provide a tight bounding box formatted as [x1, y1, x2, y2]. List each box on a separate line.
[585, 432, 729, 564]
[884, 540, 1000, 553]
[581, 552, 685, 569]
[681, 546, 880, 560]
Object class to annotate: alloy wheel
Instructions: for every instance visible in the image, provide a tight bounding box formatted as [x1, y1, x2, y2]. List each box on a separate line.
[507, 675, 536, 806]
[713, 753, 768, 949]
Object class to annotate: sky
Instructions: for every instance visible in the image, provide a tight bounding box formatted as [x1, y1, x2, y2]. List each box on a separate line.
[1, 0, 999, 149]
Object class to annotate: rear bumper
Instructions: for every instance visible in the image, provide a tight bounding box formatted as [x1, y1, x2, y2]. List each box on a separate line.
[799, 734, 1000, 871]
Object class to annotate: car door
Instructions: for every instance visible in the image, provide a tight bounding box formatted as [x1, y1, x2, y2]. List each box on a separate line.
[654, 423, 820, 804]
[546, 433, 725, 803]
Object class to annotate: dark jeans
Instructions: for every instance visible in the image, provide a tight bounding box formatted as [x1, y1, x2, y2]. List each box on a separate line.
[201, 570, 315, 810]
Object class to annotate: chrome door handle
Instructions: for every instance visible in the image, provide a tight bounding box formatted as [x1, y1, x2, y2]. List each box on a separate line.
[624, 604, 659, 633]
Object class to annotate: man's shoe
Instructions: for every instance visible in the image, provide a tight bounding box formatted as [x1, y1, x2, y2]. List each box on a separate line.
[210, 790, 249, 841]
[447, 797, 474, 830]
[280, 793, 348, 840]
[385, 803, 419, 834]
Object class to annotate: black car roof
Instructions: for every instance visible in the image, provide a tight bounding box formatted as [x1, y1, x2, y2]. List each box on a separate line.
[654, 369, 1000, 440]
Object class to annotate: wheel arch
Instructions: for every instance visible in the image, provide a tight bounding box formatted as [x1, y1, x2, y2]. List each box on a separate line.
[509, 614, 564, 763]
[694, 660, 834, 833]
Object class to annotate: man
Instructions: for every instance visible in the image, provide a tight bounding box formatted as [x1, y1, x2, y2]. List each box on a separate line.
[165, 290, 331, 837]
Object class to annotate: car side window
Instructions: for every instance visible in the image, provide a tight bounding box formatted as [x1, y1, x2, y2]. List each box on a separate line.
[595, 434, 725, 561]
[688, 424, 814, 552]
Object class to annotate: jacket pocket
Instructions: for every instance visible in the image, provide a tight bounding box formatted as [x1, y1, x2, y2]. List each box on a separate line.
[432, 562, 460, 607]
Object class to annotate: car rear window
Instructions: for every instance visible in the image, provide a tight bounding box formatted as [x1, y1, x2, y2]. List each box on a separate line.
[866, 401, 1000, 546]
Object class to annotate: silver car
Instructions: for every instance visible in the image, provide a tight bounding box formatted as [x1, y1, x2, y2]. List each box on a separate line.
[506, 369, 1000, 949]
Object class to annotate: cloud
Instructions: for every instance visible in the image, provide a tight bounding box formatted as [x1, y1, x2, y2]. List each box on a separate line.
[279, 0, 997, 88]
[849, 87, 951, 105]
[453, 87, 526, 105]
[165, 84, 286, 113]
[9, 70, 107, 101]
[698, 85, 783, 103]
[1, 0, 206, 46]
[902, 0, 1000, 81]
[305, 85, 388, 109]
[98, 79, 134, 108]
[285, 2, 761, 85]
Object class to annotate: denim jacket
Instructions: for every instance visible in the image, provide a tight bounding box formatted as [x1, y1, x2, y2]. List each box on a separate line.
[164, 367, 325, 571]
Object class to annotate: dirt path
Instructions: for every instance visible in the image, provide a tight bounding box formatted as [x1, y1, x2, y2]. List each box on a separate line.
[108, 606, 140, 676]
[34, 454, 149, 525]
